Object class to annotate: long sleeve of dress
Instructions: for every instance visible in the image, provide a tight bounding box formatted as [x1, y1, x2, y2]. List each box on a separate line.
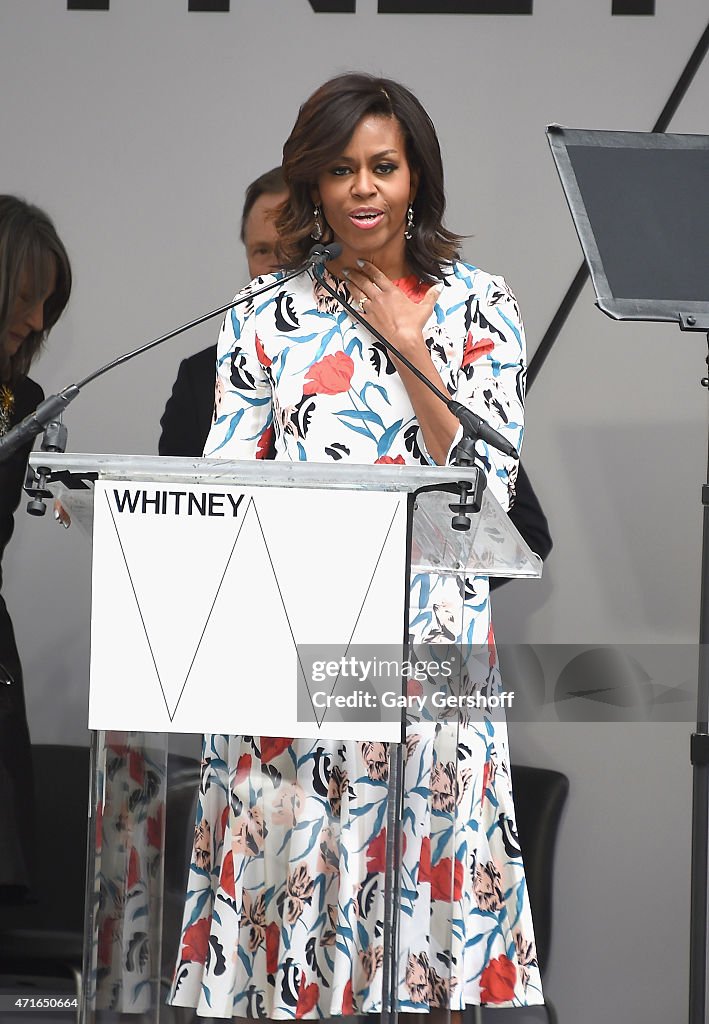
[204, 291, 274, 459]
[432, 268, 525, 513]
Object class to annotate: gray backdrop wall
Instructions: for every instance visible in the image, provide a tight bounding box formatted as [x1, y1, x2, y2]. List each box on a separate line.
[2, 1, 708, 1021]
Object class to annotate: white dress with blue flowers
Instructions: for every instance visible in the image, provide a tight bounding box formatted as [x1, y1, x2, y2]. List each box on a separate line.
[168, 263, 543, 1017]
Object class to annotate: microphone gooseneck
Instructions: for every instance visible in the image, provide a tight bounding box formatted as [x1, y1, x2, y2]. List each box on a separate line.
[0, 244, 342, 464]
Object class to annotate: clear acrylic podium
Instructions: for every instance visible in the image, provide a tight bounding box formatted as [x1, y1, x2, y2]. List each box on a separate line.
[28, 452, 541, 1024]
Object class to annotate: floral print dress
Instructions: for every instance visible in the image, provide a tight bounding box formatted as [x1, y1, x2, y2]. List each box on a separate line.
[168, 262, 543, 1017]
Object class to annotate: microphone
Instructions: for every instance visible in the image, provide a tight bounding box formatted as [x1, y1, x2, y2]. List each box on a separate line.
[0, 388, 80, 460]
[307, 242, 343, 266]
[448, 402, 518, 459]
[0, 245, 340, 464]
[311, 264, 518, 461]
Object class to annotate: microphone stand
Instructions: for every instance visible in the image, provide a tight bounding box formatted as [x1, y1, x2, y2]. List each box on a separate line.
[14, 247, 336, 513]
[312, 263, 519, 532]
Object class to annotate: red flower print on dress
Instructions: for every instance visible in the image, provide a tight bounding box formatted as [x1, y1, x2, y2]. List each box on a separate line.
[418, 836, 431, 884]
[220, 803, 229, 842]
[266, 920, 280, 975]
[98, 915, 115, 967]
[341, 978, 355, 1014]
[181, 917, 211, 964]
[220, 849, 235, 899]
[129, 749, 144, 785]
[481, 755, 498, 810]
[256, 424, 274, 459]
[366, 827, 406, 873]
[429, 856, 464, 902]
[462, 332, 494, 368]
[296, 979, 320, 1018]
[127, 846, 140, 891]
[302, 352, 354, 396]
[375, 454, 405, 465]
[147, 804, 163, 850]
[366, 828, 387, 873]
[234, 753, 252, 787]
[487, 621, 496, 667]
[480, 954, 517, 1004]
[255, 334, 272, 368]
[261, 736, 293, 763]
[407, 678, 423, 699]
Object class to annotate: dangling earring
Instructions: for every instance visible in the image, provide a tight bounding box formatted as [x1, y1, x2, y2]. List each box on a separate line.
[311, 205, 323, 241]
[404, 203, 415, 240]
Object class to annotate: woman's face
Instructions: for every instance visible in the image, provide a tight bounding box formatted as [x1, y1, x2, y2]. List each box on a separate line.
[2, 259, 57, 360]
[313, 115, 418, 279]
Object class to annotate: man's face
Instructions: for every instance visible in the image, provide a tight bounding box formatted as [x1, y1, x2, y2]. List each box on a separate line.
[244, 191, 288, 278]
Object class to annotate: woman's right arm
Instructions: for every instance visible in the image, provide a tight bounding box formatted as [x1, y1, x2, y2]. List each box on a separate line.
[203, 297, 274, 459]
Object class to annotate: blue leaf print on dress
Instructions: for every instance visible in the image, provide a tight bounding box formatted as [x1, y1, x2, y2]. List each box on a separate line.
[376, 419, 403, 459]
[209, 409, 244, 452]
[335, 408, 384, 427]
[360, 381, 391, 407]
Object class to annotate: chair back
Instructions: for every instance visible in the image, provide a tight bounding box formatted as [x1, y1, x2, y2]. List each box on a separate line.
[510, 763, 569, 976]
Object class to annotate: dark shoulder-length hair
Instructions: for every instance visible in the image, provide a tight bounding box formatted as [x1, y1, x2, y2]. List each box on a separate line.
[276, 73, 463, 282]
[0, 195, 72, 383]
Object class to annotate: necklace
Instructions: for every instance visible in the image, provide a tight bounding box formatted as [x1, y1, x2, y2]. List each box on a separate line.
[0, 384, 14, 438]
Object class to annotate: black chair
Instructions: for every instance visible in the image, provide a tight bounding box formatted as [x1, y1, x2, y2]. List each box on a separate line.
[470, 764, 568, 1024]
[0, 743, 201, 1017]
[0, 744, 88, 1003]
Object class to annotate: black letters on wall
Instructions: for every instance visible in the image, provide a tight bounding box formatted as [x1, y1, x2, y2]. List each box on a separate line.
[307, 0, 533, 9]
[378, 1, 532, 12]
[66, 0, 655, 14]
[188, 0, 230, 10]
[612, 0, 655, 13]
[307, 0, 356, 9]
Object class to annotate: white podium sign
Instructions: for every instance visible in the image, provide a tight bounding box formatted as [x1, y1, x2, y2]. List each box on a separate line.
[89, 479, 408, 740]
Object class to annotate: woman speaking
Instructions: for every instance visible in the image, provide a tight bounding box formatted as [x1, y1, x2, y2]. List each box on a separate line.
[170, 73, 542, 1019]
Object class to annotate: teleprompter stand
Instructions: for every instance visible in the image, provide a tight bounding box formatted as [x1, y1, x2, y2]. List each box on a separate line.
[548, 124, 709, 1024]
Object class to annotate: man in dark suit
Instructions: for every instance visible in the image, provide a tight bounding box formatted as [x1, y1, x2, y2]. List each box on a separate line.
[158, 169, 551, 576]
[159, 167, 288, 458]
